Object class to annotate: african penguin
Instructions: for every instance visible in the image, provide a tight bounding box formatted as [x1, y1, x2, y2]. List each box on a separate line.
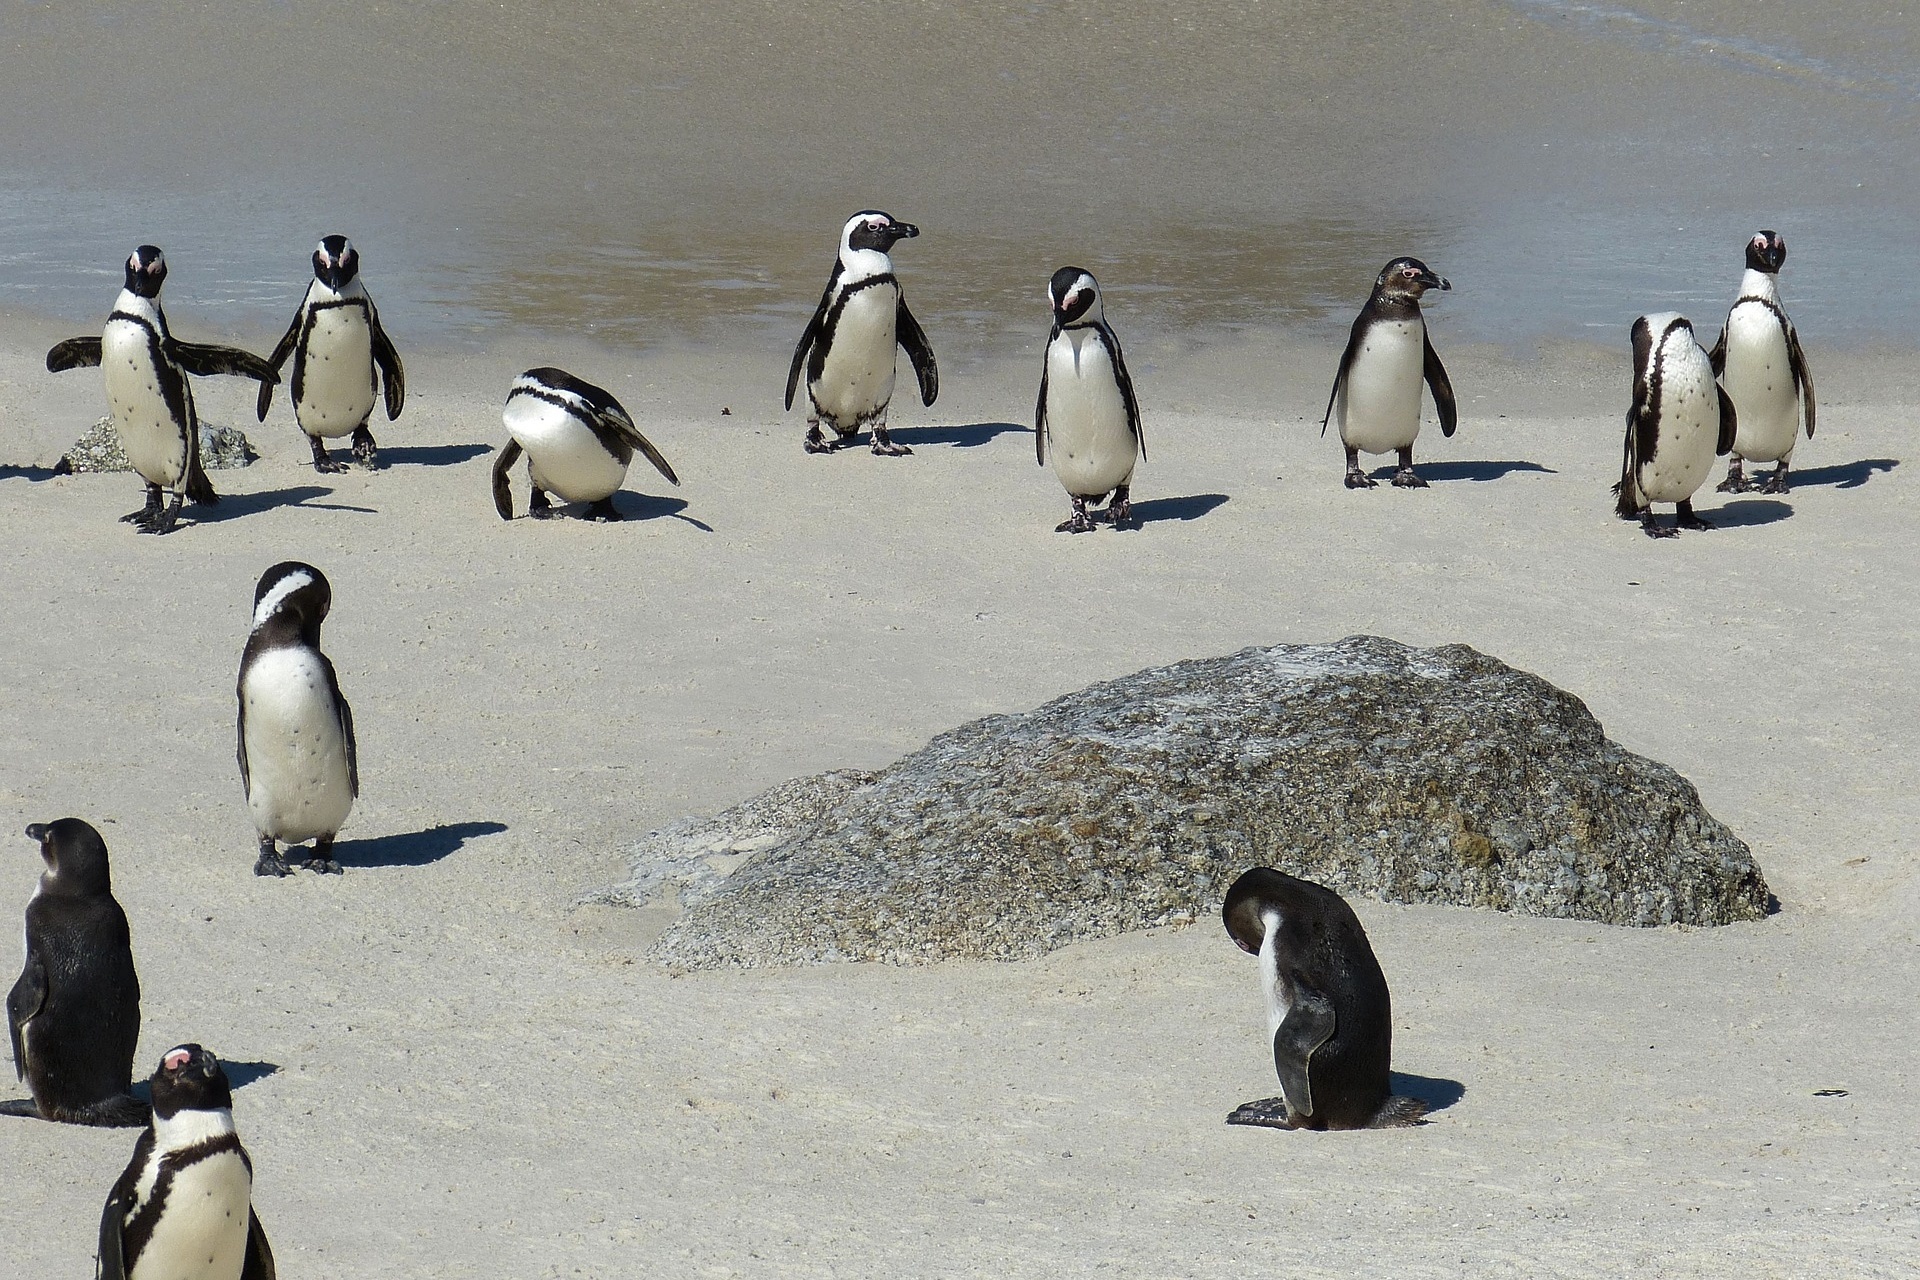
[785, 210, 939, 457]
[257, 235, 405, 472]
[1710, 230, 1814, 494]
[1322, 257, 1456, 488]
[45, 246, 279, 534]
[3, 820, 145, 1128]
[97, 1044, 276, 1280]
[1035, 267, 1144, 532]
[493, 368, 680, 521]
[1616, 312, 1735, 538]
[238, 562, 358, 877]
[1221, 867, 1426, 1131]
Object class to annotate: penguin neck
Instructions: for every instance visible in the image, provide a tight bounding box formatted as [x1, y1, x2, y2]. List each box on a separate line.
[1367, 291, 1423, 321]
[153, 1105, 238, 1151]
[1738, 268, 1780, 302]
[838, 246, 894, 283]
[249, 612, 321, 651]
[112, 289, 166, 331]
[312, 275, 366, 304]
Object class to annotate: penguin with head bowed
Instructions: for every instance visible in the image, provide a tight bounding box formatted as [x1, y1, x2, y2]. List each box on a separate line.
[1322, 257, 1456, 489]
[98, 1044, 276, 1280]
[492, 368, 679, 521]
[3, 819, 146, 1128]
[45, 246, 280, 534]
[1035, 267, 1144, 531]
[1616, 312, 1735, 537]
[257, 235, 405, 473]
[785, 210, 938, 457]
[1710, 230, 1813, 494]
[1221, 867, 1426, 1131]
[238, 562, 358, 876]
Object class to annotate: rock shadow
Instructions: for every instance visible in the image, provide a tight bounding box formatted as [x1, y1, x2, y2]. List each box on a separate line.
[1370, 460, 1557, 483]
[1785, 458, 1898, 489]
[1709, 498, 1793, 529]
[886, 421, 1030, 449]
[1391, 1071, 1466, 1115]
[1130, 493, 1230, 524]
[375, 443, 492, 468]
[332, 820, 507, 868]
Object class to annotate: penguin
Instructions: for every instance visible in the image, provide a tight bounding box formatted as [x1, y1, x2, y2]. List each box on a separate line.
[1034, 267, 1144, 532]
[97, 1044, 276, 1280]
[238, 562, 358, 877]
[784, 210, 939, 457]
[45, 246, 279, 534]
[1710, 230, 1814, 494]
[256, 235, 405, 473]
[1616, 312, 1736, 538]
[3, 820, 145, 1128]
[1221, 867, 1426, 1131]
[1321, 257, 1456, 488]
[492, 368, 680, 521]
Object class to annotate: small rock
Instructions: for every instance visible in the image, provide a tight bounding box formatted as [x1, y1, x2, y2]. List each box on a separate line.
[54, 417, 258, 475]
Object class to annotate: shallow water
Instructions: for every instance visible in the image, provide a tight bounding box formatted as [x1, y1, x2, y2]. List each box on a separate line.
[0, 0, 1913, 352]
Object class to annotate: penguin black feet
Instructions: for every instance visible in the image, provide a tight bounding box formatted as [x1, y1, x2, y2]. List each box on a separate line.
[584, 497, 624, 522]
[351, 424, 381, 469]
[1639, 512, 1678, 539]
[253, 837, 293, 878]
[306, 836, 343, 875]
[1675, 500, 1712, 531]
[1225, 1097, 1303, 1130]
[868, 425, 912, 457]
[529, 488, 556, 519]
[802, 422, 840, 454]
[137, 494, 185, 536]
[1716, 459, 1753, 493]
[121, 483, 164, 525]
[1055, 496, 1096, 534]
[308, 434, 348, 474]
[1759, 462, 1792, 495]
[1106, 485, 1135, 529]
[1342, 447, 1375, 489]
[1391, 448, 1427, 488]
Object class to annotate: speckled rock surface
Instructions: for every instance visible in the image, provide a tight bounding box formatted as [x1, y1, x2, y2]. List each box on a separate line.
[54, 417, 257, 474]
[608, 636, 1770, 969]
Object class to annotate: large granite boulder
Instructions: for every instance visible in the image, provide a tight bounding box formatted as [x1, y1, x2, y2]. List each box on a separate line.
[54, 417, 257, 474]
[602, 636, 1770, 969]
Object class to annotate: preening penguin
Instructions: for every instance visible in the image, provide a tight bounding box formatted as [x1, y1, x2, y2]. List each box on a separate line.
[1322, 257, 1456, 488]
[493, 368, 680, 521]
[785, 210, 939, 457]
[98, 1044, 276, 1280]
[1221, 867, 1426, 1131]
[45, 246, 280, 534]
[3, 820, 145, 1128]
[1616, 313, 1735, 538]
[1710, 230, 1814, 494]
[238, 563, 358, 877]
[1035, 267, 1144, 532]
[257, 235, 405, 472]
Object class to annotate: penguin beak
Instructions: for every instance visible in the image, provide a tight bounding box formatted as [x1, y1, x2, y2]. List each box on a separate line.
[1420, 270, 1449, 292]
[24, 823, 46, 843]
[889, 222, 919, 240]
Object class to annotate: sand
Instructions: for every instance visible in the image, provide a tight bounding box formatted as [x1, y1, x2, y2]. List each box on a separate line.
[1, 323, 1916, 1277]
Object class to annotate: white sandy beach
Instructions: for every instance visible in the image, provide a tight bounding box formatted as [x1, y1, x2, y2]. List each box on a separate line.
[0, 322, 1915, 1277]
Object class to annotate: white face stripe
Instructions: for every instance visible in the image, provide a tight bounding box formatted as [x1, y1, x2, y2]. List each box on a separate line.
[252, 570, 316, 629]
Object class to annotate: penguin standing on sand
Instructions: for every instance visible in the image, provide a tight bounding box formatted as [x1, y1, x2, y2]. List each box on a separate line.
[1322, 257, 1456, 488]
[1221, 867, 1426, 1131]
[46, 246, 279, 534]
[98, 1044, 276, 1280]
[1616, 312, 1735, 538]
[492, 368, 680, 521]
[1711, 230, 1814, 494]
[1035, 267, 1144, 532]
[238, 562, 358, 877]
[4, 820, 145, 1127]
[785, 210, 938, 456]
[257, 235, 405, 473]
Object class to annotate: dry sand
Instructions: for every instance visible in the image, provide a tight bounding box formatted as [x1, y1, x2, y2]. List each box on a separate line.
[0, 322, 1916, 1277]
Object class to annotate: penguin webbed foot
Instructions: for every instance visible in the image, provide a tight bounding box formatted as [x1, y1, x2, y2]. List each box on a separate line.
[351, 425, 381, 470]
[1104, 487, 1136, 529]
[1716, 465, 1753, 493]
[253, 841, 293, 878]
[583, 498, 624, 522]
[802, 422, 839, 454]
[1759, 466, 1791, 495]
[306, 836, 343, 875]
[1391, 468, 1428, 489]
[1056, 496, 1096, 533]
[529, 488, 557, 519]
[1675, 501, 1712, 531]
[1343, 446, 1375, 489]
[1641, 512, 1679, 539]
[868, 426, 912, 457]
[1225, 1096, 1305, 1130]
[137, 496, 183, 535]
[308, 434, 349, 474]
[0, 1097, 44, 1120]
[121, 485, 164, 524]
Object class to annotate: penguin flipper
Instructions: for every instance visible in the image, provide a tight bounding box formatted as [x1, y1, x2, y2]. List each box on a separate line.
[97, 1146, 145, 1280]
[896, 296, 939, 407]
[257, 311, 302, 420]
[1105, 322, 1145, 462]
[1786, 322, 1815, 438]
[600, 406, 679, 487]
[1272, 987, 1337, 1120]
[169, 341, 280, 387]
[47, 337, 104, 372]
[242, 1208, 277, 1280]
[236, 694, 252, 802]
[1423, 328, 1457, 438]
[1706, 323, 1728, 377]
[1715, 383, 1737, 456]
[323, 656, 359, 799]
[7, 955, 45, 1078]
[785, 296, 827, 412]
[1034, 352, 1050, 466]
[1322, 313, 1366, 438]
[369, 302, 405, 421]
[491, 440, 523, 520]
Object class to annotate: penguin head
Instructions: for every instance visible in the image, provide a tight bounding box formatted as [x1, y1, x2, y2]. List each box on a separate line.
[313, 235, 360, 291]
[149, 1044, 235, 1119]
[1048, 267, 1103, 326]
[1223, 866, 1297, 955]
[842, 211, 919, 256]
[1375, 257, 1448, 302]
[1745, 230, 1786, 273]
[251, 560, 333, 638]
[24, 818, 112, 896]
[123, 246, 167, 299]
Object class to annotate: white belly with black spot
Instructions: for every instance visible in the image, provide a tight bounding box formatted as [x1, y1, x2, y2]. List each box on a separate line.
[1719, 303, 1800, 463]
[128, 1152, 252, 1280]
[810, 284, 898, 431]
[295, 306, 377, 438]
[242, 648, 354, 843]
[1338, 320, 1426, 455]
[102, 320, 189, 488]
[1637, 346, 1722, 505]
[504, 396, 627, 502]
[1044, 330, 1136, 497]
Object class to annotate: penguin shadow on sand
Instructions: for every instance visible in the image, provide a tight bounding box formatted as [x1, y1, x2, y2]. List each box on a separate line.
[1364, 460, 1555, 484]
[1786, 457, 1899, 490]
[1705, 497, 1794, 529]
[331, 820, 508, 869]
[608, 491, 713, 530]
[884, 421, 1029, 450]
[1127, 493, 1230, 525]
[373, 443, 492, 468]
[1388, 1071, 1466, 1117]
[196, 484, 377, 522]
[0, 463, 63, 482]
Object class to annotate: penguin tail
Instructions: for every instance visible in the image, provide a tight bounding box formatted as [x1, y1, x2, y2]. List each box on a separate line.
[1366, 1095, 1429, 1128]
[187, 456, 220, 506]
